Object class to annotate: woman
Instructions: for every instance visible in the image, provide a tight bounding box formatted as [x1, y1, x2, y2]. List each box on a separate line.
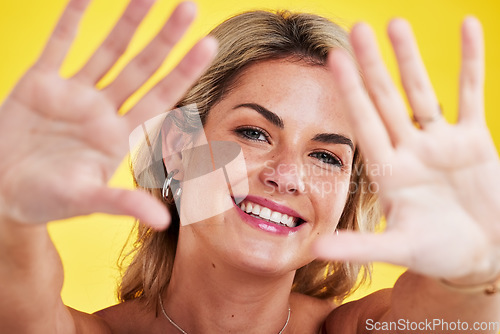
[0, 0, 499, 333]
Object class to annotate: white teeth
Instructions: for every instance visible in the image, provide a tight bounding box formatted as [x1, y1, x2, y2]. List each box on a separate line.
[245, 203, 253, 214]
[240, 200, 301, 228]
[259, 207, 271, 220]
[270, 211, 281, 223]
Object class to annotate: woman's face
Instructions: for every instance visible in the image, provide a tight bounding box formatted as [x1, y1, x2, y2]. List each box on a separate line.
[179, 59, 355, 275]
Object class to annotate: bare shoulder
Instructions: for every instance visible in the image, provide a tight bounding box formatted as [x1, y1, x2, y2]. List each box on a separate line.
[324, 289, 392, 334]
[93, 298, 161, 334]
[67, 306, 113, 334]
[289, 292, 337, 333]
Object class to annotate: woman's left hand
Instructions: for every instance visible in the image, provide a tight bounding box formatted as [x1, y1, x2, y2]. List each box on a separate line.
[314, 17, 500, 284]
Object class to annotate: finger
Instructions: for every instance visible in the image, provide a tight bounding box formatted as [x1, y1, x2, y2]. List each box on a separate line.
[88, 187, 170, 229]
[36, 0, 92, 70]
[388, 19, 444, 130]
[73, 0, 157, 84]
[124, 36, 218, 131]
[313, 231, 410, 267]
[458, 16, 485, 125]
[350, 23, 414, 143]
[327, 49, 393, 167]
[103, 1, 198, 108]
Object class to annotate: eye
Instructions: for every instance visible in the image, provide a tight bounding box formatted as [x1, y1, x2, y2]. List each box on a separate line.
[234, 126, 270, 142]
[309, 151, 343, 167]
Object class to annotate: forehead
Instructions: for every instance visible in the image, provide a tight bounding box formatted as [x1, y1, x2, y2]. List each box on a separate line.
[222, 59, 352, 134]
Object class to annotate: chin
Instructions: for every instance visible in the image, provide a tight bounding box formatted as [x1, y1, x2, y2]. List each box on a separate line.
[184, 196, 317, 277]
[220, 227, 317, 278]
[231, 241, 294, 275]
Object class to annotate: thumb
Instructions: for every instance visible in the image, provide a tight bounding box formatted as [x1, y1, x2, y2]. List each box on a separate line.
[86, 187, 171, 230]
[313, 231, 410, 267]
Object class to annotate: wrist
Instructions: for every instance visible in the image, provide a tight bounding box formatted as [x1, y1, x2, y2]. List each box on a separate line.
[440, 275, 500, 296]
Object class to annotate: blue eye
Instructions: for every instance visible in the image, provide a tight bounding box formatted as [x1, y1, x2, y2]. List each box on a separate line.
[235, 127, 269, 142]
[310, 151, 343, 167]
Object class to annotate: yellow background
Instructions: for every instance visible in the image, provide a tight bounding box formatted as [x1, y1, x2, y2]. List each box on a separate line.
[1, 0, 499, 314]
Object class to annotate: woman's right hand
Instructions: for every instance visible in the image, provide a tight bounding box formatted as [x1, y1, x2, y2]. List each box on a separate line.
[0, 0, 216, 228]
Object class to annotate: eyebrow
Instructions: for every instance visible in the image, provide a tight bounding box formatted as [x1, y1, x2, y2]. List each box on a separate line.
[312, 133, 354, 151]
[233, 102, 354, 150]
[233, 103, 284, 129]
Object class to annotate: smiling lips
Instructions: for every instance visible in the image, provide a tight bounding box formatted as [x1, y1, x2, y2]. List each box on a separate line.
[239, 200, 300, 228]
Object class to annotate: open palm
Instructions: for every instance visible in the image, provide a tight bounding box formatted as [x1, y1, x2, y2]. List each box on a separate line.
[316, 18, 500, 283]
[0, 0, 216, 227]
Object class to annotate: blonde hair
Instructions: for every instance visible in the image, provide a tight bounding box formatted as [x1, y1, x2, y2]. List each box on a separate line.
[118, 10, 381, 309]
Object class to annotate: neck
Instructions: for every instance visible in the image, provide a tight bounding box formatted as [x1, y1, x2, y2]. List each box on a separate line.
[163, 228, 295, 334]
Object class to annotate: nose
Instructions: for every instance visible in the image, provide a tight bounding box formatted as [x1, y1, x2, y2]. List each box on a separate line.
[259, 154, 305, 194]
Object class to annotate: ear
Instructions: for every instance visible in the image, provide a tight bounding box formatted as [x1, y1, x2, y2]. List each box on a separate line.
[161, 115, 186, 181]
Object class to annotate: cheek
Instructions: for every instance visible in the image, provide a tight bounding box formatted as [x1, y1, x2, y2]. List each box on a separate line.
[178, 139, 249, 225]
[311, 174, 351, 224]
[308, 166, 351, 196]
[238, 147, 270, 174]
